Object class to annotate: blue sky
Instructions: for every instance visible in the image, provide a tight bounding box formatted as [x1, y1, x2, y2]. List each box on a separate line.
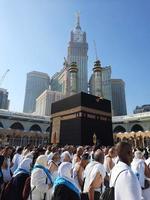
[0, 0, 150, 114]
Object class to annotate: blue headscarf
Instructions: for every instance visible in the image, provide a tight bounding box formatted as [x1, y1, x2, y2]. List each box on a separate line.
[33, 164, 53, 184]
[53, 162, 80, 198]
[53, 176, 80, 198]
[13, 158, 32, 176]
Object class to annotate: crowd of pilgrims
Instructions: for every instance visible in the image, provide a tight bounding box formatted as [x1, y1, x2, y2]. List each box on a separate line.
[0, 142, 150, 200]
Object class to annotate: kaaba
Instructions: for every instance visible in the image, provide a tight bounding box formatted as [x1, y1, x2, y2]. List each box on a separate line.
[50, 92, 113, 146]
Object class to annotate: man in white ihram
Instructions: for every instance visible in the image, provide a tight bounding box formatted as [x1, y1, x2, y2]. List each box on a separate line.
[110, 142, 142, 200]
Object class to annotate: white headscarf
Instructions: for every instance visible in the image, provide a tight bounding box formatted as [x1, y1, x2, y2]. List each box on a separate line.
[58, 162, 73, 182]
[25, 151, 34, 160]
[131, 154, 145, 188]
[134, 151, 143, 159]
[36, 155, 48, 167]
[61, 151, 71, 162]
[13, 158, 32, 176]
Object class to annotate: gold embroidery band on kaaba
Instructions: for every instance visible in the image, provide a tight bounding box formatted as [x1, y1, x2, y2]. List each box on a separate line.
[51, 106, 111, 120]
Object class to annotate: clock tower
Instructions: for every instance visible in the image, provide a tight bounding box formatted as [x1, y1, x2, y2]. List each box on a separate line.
[67, 13, 88, 93]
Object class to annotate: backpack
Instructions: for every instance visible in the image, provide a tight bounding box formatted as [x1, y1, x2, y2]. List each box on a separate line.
[22, 176, 36, 200]
[100, 169, 127, 200]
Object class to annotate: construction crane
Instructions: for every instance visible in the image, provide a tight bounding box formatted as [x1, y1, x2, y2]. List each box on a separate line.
[0, 69, 10, 87]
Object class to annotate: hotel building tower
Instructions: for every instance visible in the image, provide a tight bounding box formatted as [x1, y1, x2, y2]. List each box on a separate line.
[67, 14, 88, 93]
[23, 71, 50, 113]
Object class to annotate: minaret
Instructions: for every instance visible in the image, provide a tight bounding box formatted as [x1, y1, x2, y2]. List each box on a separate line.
[69, 62, 78, 95]
[67, 13, 88, 93]
[93, 60, 103, 97]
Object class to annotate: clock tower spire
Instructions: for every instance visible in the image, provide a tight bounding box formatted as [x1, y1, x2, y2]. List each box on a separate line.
[75, 11, 81, 30]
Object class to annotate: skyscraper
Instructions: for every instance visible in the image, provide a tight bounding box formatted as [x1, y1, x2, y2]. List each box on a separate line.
[111, 79, 127, 116]
[102, 66, 112, 101]
[0, 88, 9, 109]
[67, 13, 88, 93]
[23, 71, 50, 113]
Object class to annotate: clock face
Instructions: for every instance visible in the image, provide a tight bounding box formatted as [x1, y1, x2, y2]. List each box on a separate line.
[74, 32, 83, 42]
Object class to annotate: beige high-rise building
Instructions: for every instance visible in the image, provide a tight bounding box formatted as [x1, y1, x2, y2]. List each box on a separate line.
[35, 89, 63, 116]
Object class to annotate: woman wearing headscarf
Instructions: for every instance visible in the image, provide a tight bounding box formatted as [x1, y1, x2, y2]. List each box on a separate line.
[52, 162, 81, 200]
[47, 152, 60, 200]
[60, 151, 71, 163]
[48, 152, 60, 182]
[30, 155, 53, 200]
[131, 150, 150, 200]
[1, 146, 12, 183]
[1, 158, 32, 200]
